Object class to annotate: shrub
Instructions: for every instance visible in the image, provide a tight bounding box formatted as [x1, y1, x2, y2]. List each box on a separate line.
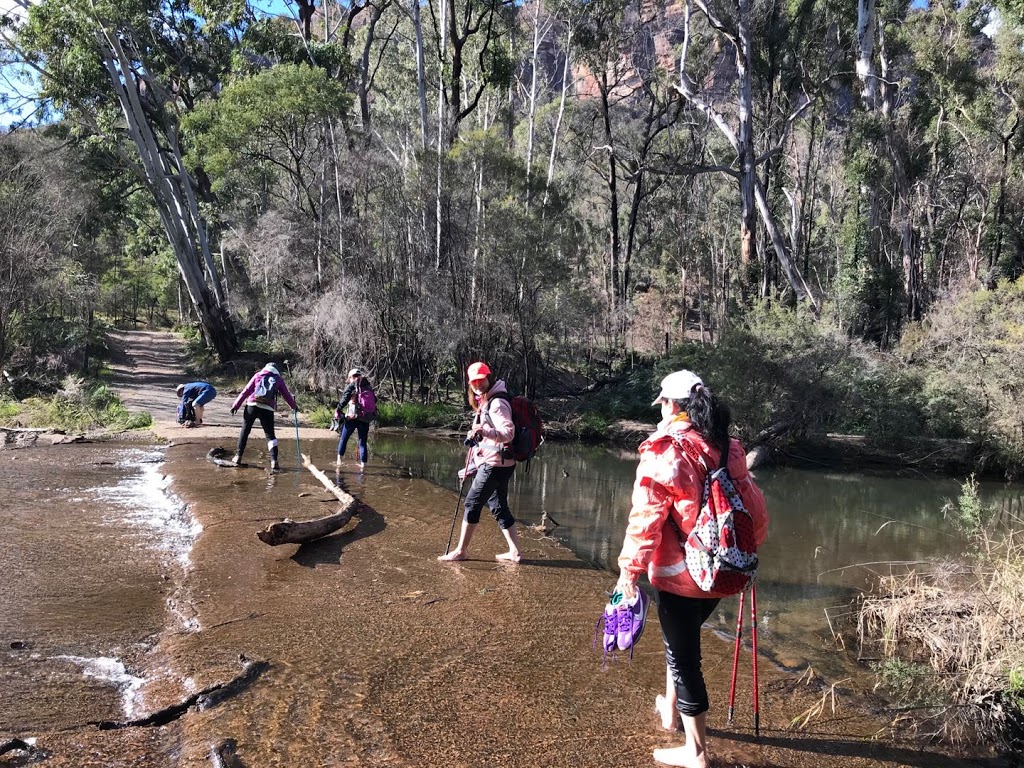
[7, 377, 152, 432]
[858, 481, 1024, 751]
[376, 401, 463, 429]
[899, 277, 1024, 475]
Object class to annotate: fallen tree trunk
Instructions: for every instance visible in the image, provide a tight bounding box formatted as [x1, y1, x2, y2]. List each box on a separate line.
[254, 454, 362, 546]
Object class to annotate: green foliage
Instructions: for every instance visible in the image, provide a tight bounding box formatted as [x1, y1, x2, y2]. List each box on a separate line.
[900, 277, 1024, 475]
[376, 402, 462, 429]
[950, 476, 990, 536]
[306, 403, 335, 429]
[1, 378, 152, 431]
[184, 64, 352, 205]
[869, 658, 943, 708]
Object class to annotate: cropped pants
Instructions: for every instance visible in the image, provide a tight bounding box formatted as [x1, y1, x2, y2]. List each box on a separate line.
[656, 590, 721, 717]
[463, 464, 516, 530]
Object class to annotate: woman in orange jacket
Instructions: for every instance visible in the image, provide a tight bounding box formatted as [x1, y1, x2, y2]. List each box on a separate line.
[615, 370, 768, 768]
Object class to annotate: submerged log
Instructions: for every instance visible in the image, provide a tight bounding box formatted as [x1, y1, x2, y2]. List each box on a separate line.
[94, 658, 269, 730]
[254, 454, 361, 546]
[0, 738, 41, 757]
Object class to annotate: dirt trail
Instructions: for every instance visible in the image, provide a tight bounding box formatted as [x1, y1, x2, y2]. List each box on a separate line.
[107, 329, 325, 443]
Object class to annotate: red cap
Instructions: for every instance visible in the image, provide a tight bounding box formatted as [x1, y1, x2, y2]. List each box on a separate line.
[467, 362, 492, 381]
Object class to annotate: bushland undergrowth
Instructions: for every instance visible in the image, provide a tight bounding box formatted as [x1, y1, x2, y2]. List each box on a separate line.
[857, 479, 1024, 752]
[0, 377, 152, 432]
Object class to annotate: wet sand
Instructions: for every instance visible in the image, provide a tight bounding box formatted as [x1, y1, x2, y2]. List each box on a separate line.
[1, 436, 1006, 768]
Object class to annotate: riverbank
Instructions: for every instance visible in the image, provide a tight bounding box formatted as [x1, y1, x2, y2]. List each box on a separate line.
[1, 436, 1006, 767]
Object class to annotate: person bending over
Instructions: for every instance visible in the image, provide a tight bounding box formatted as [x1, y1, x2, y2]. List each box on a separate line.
[175, 381, 216, 427]
[335, 368, 377, 471]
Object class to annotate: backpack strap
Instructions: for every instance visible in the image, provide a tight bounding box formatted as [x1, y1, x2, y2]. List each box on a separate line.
[663, 430, 715, 547]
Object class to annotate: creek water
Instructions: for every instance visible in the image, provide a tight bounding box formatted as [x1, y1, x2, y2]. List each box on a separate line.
[3, 436, 1015, 766]
[373, 432, 1024, 685]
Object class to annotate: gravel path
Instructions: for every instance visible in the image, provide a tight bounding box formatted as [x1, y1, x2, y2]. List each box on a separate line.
[107, 329, 325, 442]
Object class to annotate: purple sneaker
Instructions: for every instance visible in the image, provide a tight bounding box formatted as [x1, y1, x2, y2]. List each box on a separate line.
[594, 595, 621, 661]
[616, 590, 650, 653]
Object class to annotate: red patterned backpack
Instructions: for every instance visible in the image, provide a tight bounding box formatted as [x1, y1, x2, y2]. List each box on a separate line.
[676, 439, 759, 594]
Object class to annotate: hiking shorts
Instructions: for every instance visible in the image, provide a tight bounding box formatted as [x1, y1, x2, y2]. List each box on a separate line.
[463, 464, 515, 529]
[656, 590, 721, 717]
[193, 385, 217, 407]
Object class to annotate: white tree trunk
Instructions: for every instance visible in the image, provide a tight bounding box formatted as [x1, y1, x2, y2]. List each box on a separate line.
[856, 0, 877, 108]
[413, 0, 428, 150]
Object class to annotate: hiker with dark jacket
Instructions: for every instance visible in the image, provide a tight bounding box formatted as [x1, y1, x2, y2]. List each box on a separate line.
[229, 363, 298, 471]
[175, 381, 216, 427]
[438, 361, 522, 563]
[613, 370, 768, 768]
[335, 368, 376, 470]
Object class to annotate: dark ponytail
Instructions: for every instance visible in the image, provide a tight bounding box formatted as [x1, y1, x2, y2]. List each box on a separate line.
[676, 386, 731, 453]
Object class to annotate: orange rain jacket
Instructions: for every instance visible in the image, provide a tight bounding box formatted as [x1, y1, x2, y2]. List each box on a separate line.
[617, 417, 769, 600]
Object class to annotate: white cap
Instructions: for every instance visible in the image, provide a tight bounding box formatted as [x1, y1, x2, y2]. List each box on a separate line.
[348, 368, 363, 377]
[652, 370, 704, 405]
[263, 363, 280, 375]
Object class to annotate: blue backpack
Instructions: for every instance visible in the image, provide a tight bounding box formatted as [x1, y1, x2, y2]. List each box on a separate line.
[253, 373, 278, 405]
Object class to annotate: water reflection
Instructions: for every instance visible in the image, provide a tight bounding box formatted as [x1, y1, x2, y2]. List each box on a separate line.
[375, 433, 1024, 684]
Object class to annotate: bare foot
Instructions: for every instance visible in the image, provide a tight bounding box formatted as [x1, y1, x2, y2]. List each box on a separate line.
[652, 745, 706, 768]
[438, 550, 468, 561]
[655, 694, 679, 731]
[495, 551, 521, 563]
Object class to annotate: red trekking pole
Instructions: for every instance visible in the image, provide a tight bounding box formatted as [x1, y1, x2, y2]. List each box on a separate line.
[727, 590, 745, 724]
[751, 583, 760, 736]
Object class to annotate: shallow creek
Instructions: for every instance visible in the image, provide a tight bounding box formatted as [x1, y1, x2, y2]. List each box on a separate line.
[0, 436, 1011, 768]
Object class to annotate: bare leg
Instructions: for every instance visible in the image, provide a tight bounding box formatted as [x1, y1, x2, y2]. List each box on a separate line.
[438, 521, 476, 561]
[495, 525, 522, 562]
[656, 665, 679, 730]
[653, 713, 707, 768]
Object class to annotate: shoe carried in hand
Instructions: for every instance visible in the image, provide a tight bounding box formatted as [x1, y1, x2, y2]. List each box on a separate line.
[615, 589, 650, 655]
[594, 591, 622, 663]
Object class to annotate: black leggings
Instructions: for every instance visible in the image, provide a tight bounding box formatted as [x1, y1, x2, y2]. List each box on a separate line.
[657, 590, 721, 717]
[236, 405, 277, 458]
[463, 464, 516, 530]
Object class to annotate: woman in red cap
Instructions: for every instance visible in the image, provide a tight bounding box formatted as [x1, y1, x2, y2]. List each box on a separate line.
[438, 361, 522, 563]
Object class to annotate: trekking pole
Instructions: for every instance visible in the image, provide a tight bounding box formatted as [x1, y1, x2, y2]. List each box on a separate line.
[751, 583, 760, 737]
[444, 447, 474, 555]
[727, 589, 746, 725]
[293, 410, 302, 468]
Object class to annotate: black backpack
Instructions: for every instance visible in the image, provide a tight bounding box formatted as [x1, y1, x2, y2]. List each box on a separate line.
[177, 399, 196, 425]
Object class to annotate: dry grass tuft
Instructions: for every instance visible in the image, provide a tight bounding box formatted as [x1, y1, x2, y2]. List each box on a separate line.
[857, 496, 1024, 751]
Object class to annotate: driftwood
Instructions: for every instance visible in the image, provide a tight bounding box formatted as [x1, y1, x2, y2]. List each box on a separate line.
[0, 738, 41, 757]
[207, 447, 244, 468]
[210, 738, 246, 768]
[254, 454, 360, 546]
[94, 658, 269, 730]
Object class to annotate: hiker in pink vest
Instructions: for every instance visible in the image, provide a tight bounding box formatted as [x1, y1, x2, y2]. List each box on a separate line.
[438, 361, 522, 563]
[335, 368, 377, 470]
[615, 370, 768, 768]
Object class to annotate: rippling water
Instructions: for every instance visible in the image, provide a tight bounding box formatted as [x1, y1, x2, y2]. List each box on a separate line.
[372, 432, 1024, 682]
